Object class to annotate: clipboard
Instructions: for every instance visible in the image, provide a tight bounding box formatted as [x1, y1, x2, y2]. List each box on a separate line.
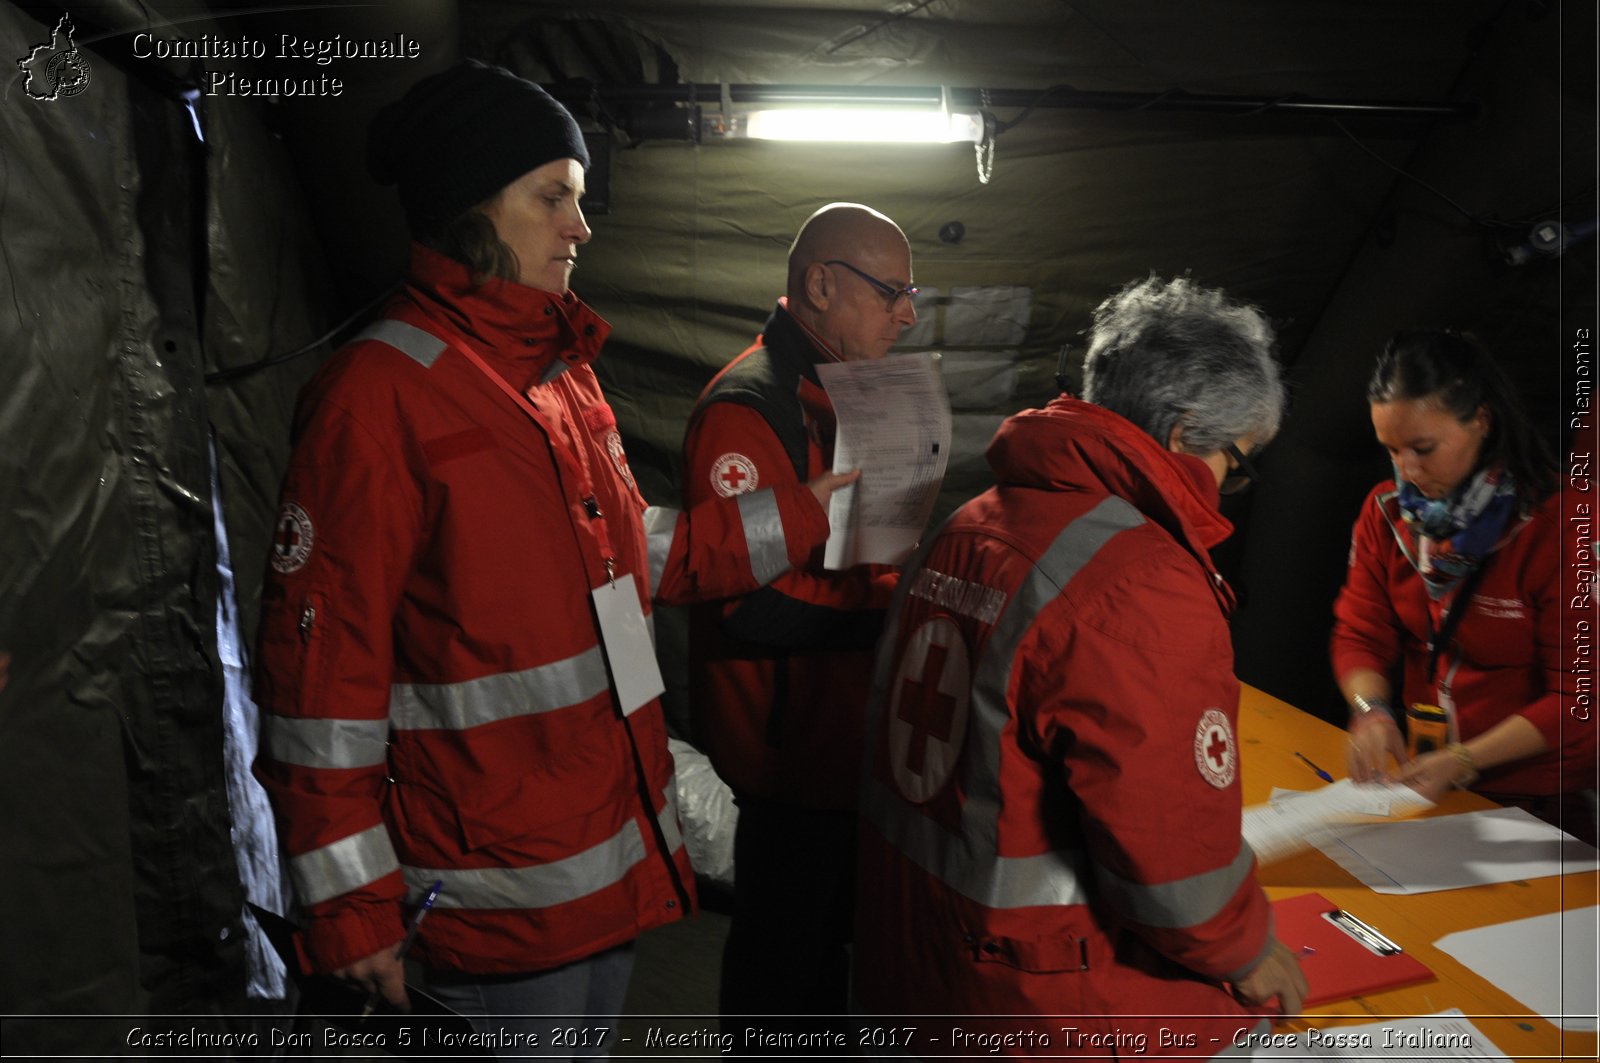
[1272, 892, 1434, 1006]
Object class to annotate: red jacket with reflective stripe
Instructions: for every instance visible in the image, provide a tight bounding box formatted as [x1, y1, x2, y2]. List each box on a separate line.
[683, 303, 896, 809]
[855, 397, 1272, 1051]
[254, 247, 829, 975]
[1332, 482, 1594, 797]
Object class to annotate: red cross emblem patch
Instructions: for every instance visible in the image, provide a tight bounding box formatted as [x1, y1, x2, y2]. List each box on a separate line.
[604, 430, 637, 493]
[710, 452, 759, 497]
[887, 616, 971, 803]
[1193, 708, 1237, 789]
[270, 501, 315, 575]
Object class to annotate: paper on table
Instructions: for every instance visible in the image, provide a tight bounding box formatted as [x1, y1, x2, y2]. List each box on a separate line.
[1311, 805, 1600, 894]
[817, 352, 951, 569]
[1268, 1009, 1511, 1060]
[1435, 906, 1599, 1031]
[1243, 779, 1434, 864]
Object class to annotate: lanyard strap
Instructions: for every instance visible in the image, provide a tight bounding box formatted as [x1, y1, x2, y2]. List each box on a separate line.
[1424, 559, 1490, 687]
[444, 328, 620, 580]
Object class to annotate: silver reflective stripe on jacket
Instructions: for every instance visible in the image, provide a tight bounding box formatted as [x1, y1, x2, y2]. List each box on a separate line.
[861, 496, 1146, 910]
[390, 644, 610, 731]
[354, 319, 448, 368]
[737, 488, 789, 585]
[262, 714, 388, 770]
[642, 505, 679, 593]
[290, 823, 401, 906]
[1094, 843, 1256, 929]
[402, 780, 684, 910]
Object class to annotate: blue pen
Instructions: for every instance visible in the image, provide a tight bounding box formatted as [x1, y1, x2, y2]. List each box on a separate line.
[361, 879, 443, 1019]
[1295, 751, 1334, 783]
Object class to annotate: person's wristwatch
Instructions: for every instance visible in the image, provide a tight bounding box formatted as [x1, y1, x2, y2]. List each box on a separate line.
[1444, 742, 1480, 788]
[1351, 694, 1394, 726]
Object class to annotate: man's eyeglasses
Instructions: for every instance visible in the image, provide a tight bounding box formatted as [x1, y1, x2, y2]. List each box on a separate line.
[1220, 442, 1260, 496]
[823, 259, 919, 311]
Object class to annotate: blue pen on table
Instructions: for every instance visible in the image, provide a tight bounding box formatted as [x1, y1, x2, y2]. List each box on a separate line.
[360, 879, 443, 1020]
[1295, 751, 1334, 783]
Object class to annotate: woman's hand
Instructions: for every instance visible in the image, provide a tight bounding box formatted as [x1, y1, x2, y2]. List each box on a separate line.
[1232, 938, 1309, 1017]
[333, 944, 410, 1013]
[1347, 710, 1405, 782]
[1394, 747, 1469, 802]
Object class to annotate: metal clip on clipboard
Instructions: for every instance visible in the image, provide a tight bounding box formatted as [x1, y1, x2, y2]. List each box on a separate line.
[1323, 909, 1404, 956]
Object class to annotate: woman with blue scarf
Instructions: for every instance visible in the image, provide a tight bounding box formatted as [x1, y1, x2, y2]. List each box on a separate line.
[1332, 330, 1595, 838]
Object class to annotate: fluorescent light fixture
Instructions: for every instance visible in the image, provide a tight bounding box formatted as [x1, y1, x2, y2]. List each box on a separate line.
[744, 107, 984, 143]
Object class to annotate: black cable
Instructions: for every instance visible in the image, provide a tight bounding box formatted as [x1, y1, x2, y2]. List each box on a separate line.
[1330, 117, 1520, 230]
[203, 282, 399, 385]
[991, 83, 1075, 135]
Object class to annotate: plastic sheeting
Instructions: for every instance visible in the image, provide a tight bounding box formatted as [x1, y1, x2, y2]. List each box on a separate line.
[669, 737, 739, 889]
[1, 0, 330, 1043]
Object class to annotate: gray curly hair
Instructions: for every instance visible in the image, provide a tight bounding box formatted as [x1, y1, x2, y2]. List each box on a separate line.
[1081, 275, 1285, 454]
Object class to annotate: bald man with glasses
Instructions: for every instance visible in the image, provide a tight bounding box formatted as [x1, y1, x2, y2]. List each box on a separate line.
[682, 203, 917, 1022]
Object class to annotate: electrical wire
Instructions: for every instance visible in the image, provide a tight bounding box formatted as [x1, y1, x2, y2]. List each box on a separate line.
[1329, 117, 1520, 230]
[203, 282, 399, 385]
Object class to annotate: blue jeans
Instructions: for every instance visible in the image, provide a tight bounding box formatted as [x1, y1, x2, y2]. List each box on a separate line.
[421, 943, 635, 1060]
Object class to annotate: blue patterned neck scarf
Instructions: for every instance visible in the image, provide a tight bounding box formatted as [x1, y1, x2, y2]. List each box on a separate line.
[1395, 465, 1518, 600]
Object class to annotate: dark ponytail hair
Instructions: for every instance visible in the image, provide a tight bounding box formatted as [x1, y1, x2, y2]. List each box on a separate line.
[1368, 329, 1556, 505]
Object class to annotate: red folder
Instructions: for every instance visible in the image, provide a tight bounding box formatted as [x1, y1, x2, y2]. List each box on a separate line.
[1272, 892, 1435, 1006]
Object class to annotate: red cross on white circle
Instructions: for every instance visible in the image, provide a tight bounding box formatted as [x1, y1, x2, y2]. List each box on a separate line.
[886, 616, 971, 804]
[1193, 708, 1237, 789]
[270, 502, 314, 575]
[710, 452, 759, 497]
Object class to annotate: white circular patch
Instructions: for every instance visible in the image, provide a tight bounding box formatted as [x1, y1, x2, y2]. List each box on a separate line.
[1193, 708, 1237, 789]
[887, 616, 972, 804]
[604, 430, 636, 493]
[270, 502, 315, 575]
[710, 452, 759, 497]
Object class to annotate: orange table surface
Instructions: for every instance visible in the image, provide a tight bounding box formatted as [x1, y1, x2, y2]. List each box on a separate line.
[1241, 685, 1598, 1061]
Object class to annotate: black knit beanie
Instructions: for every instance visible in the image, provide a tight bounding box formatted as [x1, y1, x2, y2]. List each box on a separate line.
[367, 59, 590, 230]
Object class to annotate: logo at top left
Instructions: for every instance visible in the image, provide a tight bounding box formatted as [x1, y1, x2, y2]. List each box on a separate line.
[18, 14, 91, 101]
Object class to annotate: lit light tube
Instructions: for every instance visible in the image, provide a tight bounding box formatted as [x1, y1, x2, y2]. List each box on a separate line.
[743, 107, 984, 143]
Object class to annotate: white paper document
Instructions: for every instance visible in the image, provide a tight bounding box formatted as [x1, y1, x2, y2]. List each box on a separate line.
[1266, 1009, 1511, 1060]
[1435, 906, 1599, 1031]
[1311, 805, 1600, 894]
[1242, 780, 1434, 865]
[818, 352, 951, 569]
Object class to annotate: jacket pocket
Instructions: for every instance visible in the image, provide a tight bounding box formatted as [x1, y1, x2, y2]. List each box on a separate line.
[448, 771, 619, 853]
[258, 585, 330, 713]
[972, 931, 1090, 973]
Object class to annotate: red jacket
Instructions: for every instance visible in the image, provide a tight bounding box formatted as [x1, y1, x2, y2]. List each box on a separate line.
[683, 303, 895, 809]
[254, 247, 829, 975]
[1332, 481, 1595, 797]
[855, 397, 1272, 1053]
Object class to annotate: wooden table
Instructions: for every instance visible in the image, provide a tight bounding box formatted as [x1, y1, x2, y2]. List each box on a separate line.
[1241, 686, 1598, 1061]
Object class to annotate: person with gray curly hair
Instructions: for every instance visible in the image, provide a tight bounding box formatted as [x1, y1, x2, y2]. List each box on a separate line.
[1082, 274, 1286, 479]
[855, 275, 1304, 1052]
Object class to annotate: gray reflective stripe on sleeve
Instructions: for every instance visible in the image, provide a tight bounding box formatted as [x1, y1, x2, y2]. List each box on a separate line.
[657, 779, 684, 854]
[736, 489, 789, 586]
[391, 645, 610, 731]
[262, 714, 389, 770]
[642, 505, 679, 594]
[861, 497, 1147, 908]
[861, 776, 1092, 909]
[402, 820, 646, 910]
[353, 319, 448, 368]
[1093, 841, 1256, 929]
[289, 824, 400, 906]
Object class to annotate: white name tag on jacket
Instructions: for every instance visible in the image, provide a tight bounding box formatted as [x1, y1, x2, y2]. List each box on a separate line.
[591, 573, 665, 716]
